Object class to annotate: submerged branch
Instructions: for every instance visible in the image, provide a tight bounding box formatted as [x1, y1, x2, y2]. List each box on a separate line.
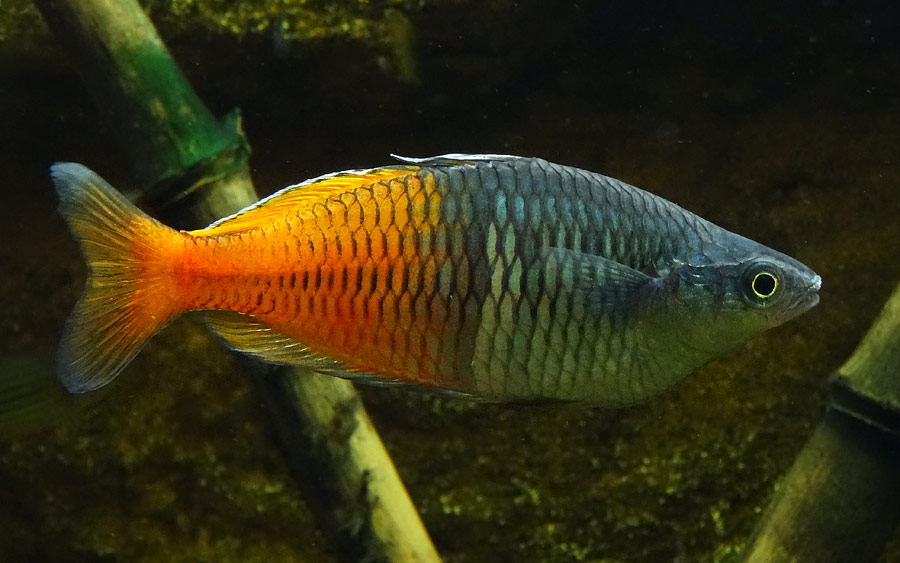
[741, 283, 900, 562]
[34, 0, 249, 211]
[251, 365, 442, 562]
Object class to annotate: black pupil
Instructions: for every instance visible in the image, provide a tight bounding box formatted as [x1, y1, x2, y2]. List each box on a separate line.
[754, 273, 776, 297]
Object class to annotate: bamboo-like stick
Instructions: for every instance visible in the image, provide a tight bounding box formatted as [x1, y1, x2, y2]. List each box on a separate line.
[741, 283, 900, 562]
[34, 0, 249, 210]
[34, 1, 440, 561]
[834, 282, 900, 422]
[250, 365, 443, 562]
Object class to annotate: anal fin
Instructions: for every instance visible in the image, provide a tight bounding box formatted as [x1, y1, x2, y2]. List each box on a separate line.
[203, 310, 345, 371]
[204, 311, 481, 394]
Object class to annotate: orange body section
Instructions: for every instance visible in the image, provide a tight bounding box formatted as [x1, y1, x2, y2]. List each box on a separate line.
[163, 170, 468, 390]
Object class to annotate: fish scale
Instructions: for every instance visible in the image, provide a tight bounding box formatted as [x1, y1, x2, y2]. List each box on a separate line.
[467, 160, 643, 400]
[51, 155, 820, 404]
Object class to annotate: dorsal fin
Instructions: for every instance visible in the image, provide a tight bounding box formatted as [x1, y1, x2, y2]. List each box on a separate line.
[192, 166, 418, 236]
[391, 153, 525, 167]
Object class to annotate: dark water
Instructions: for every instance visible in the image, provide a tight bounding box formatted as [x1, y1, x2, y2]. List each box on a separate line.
[2, 1, 900, 561]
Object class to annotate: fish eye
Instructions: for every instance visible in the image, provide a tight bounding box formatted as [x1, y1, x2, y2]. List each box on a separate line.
[751, 272, 778, 298]
[742, 263, 782, 305]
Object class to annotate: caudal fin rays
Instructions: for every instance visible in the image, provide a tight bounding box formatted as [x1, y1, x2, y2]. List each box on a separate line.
[52, 163, 182, 392]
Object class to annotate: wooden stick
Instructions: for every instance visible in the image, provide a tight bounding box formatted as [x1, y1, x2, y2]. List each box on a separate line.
[834, 282, 900, 424]
[250, 363, 444, 562]
[35, 1, 440, 561]
[34, 0, 247, 202]
[741, 411, 900, 562]
[741, 283, 900, 562]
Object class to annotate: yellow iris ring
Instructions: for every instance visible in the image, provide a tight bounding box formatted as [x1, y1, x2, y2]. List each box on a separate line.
[751, 271, 778, 299]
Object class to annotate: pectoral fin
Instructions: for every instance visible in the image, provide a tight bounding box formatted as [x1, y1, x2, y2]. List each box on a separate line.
[540, 248, 656, 315]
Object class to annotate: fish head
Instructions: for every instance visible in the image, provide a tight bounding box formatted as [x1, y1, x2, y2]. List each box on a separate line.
[668, 246, 821, 354]
[731, 253, 822, 327]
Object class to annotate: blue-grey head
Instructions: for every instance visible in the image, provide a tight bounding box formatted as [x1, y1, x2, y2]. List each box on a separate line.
[646, 233, 821, 379]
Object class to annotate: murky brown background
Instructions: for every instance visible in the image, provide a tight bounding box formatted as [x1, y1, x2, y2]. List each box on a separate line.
[2, 1, 900, 561]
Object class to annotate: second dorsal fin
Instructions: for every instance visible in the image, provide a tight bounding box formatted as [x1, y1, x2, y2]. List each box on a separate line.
[193, 166, 418, 236]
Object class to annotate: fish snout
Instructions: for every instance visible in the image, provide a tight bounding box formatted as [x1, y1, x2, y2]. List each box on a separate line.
[809, 274, 823, 292]
[789, 272, 822, 315]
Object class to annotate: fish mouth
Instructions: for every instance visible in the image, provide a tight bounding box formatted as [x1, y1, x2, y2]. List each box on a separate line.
[789, 274, 822, 314]
[804, 292, 820, 309]
[809, 274, 823, 292]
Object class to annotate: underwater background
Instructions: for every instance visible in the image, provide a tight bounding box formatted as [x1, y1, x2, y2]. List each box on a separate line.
[2, 0, 900, 561]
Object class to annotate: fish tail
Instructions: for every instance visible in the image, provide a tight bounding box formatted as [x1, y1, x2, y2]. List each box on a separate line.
[51, 163, 183, 393]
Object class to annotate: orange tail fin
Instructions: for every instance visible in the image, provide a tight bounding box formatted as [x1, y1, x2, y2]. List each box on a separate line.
[51, 163, 182, 393]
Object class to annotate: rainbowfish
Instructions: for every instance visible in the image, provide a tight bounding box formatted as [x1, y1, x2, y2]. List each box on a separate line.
[51, 155, 821, 406]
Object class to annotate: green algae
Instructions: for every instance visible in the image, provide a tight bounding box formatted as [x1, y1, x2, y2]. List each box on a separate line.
[146, 0, 410, 42]
[0, 0, 46, 47]
[1, 0, 426, 83]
